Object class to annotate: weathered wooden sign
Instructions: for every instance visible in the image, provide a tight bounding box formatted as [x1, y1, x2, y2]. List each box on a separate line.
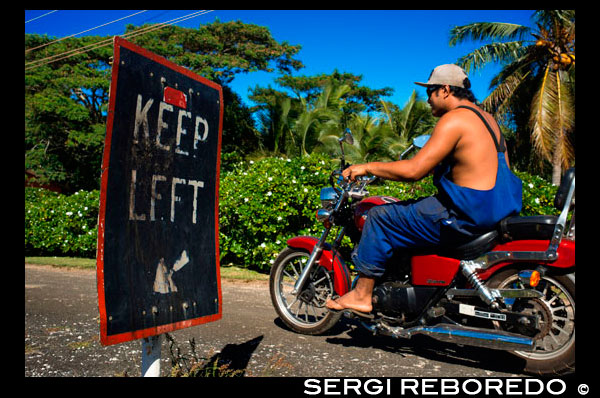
[97, 36, 223, 346]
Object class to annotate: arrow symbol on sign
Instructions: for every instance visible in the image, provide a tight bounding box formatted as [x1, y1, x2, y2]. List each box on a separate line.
[153, 250, 189, 294]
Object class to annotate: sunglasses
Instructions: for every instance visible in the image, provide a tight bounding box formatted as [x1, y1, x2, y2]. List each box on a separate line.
[426, 85, 443, 98]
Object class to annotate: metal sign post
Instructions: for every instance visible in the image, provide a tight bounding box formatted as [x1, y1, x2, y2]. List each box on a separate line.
[96, 37, 223, 376]
[141, 335, 162, 377]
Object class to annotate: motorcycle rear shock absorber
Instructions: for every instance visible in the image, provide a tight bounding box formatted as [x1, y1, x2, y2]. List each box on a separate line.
[460, 260, 500, 309]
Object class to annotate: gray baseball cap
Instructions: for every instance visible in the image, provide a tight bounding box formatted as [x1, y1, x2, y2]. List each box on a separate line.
[415, 64, 469, 88]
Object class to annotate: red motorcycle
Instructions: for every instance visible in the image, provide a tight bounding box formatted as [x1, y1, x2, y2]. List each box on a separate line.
[269, 131, 575, 375]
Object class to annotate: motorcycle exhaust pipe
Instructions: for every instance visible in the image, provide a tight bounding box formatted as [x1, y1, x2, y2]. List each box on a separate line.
[379, 323, 535, 352]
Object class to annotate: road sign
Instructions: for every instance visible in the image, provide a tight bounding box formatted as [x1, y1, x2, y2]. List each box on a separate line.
[97, 37, 223, 346]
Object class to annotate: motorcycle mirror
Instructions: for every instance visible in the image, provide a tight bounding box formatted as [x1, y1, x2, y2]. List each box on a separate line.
[339, 129, 354, 169]
[413, 134, 430, 149]
[339, 128, 354, 145]
[398, 135, 431, 160]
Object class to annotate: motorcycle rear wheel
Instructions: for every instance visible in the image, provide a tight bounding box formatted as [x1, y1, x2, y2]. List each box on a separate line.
[269, 247, 342, 335]
[487, 268, 575, 375]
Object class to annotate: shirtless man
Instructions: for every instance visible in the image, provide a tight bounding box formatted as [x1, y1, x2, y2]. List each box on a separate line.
[325, 64, 522, 314]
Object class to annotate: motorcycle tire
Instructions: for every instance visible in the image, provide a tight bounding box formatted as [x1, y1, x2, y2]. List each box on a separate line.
[487, 267, 575, 375]
[269, 247, 342, 335]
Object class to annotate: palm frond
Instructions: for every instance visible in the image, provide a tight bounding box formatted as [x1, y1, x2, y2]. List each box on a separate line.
[554, 69, 575, 169]
[449, 22, 530, 46]
[457, 41, 526, 73]
[533, 10, 575, 28]
[483, 69, 530, 117]
[529, 65, 558, 163]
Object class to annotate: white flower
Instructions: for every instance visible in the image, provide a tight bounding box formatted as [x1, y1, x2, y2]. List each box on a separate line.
[244, 198, 249, 202]
[535, 198, 540, 204]
[268, 177, 273, 181]
[84, 207, 88, 210]
[66, 211, 73, 216]
[276, 240, 281, 244]
[300, 166, 305, 170]
[267, 191, 272, 196]
[528, 183, 534, 189]
[304, 188, 308, 193]
[292, 179, 296, 184]
[249, 160, 254, 164]
[277, 217, 282, 221]
[270, 259, 275, 264]
[287, 159, 291, 162]
[260, 243, 266, 248]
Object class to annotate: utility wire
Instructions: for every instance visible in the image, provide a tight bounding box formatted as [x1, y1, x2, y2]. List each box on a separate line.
[25, 10, 213, 71]
[26, 10, 149, 53]
[25, 10, 58, 24]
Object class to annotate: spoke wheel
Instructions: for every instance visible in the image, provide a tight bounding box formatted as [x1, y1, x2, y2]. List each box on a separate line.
[488, 268, 575, 375]
[269, 248, 341, 335]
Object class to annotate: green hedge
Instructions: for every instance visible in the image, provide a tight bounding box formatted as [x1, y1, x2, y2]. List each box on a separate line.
[25, 156, 560, 269]
[219, 154, 331, 270]
[25, 188, 99, 258]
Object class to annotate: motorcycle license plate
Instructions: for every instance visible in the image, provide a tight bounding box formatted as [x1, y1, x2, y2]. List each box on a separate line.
[459, 304, 507, 321]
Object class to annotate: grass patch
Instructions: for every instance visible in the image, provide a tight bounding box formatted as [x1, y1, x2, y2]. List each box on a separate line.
[25, 257, 269, 282]
[25, 256, 96, 269]
[219, 264, 269, 282]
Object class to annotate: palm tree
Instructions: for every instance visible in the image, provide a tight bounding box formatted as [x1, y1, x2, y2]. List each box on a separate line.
[254, 90, 293, 155]
[293, 82, 351, 157]
[449, 10, 575, 185]
[389, 90, 437, 142]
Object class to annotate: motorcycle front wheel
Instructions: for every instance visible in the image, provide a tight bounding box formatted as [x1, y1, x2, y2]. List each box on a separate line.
[487, 268, 575, 375]
[269, 247, 342, 335]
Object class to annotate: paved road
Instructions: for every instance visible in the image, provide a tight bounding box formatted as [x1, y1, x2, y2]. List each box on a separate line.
[25, 263, 530, 378]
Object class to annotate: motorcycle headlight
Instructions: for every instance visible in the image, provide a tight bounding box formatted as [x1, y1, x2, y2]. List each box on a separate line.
[320, 187, 339, 210]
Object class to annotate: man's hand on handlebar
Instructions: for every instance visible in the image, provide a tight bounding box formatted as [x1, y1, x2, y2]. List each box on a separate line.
[342, 163, 370, 182]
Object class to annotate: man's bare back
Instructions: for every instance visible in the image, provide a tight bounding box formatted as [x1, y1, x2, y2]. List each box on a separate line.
[441, 106, 509, 190]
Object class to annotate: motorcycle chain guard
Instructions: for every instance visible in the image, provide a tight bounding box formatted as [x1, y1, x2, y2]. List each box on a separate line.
[286, 236, 352, 296]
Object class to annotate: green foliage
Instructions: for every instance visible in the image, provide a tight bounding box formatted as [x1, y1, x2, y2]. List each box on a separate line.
[25, 188, 99, 258]
[515, 170, 560, 216]
[367, 175, 439, 201]
[125, 20, 303, 84]
[25, 34, 111, 192]
[219, 153, 332, 271]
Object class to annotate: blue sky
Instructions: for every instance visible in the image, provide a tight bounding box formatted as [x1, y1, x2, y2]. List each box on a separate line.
[25, 10, 535, 108]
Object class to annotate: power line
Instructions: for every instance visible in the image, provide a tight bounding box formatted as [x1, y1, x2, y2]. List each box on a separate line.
[25, 10, 58, 24]
[26, 10, 149, 53]
[25, 10, 214, 71]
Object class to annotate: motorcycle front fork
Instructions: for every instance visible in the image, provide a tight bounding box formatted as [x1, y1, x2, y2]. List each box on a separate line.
[292, 226, 346, 295]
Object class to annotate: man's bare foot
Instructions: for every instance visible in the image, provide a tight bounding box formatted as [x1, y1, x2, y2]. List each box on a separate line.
[325, 276, 374, 313]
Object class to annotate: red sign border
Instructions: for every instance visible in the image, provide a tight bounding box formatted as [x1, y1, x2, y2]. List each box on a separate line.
[96, 36, 223, 346]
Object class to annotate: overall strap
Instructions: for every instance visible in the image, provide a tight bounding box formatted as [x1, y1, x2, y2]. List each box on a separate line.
[456, 105, 506, 152]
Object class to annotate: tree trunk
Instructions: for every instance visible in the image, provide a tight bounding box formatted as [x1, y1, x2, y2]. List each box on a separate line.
[552, 148, 562, 186]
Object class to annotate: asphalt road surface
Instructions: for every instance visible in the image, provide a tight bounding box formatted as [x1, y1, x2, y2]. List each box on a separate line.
[25, 263, 531, 378]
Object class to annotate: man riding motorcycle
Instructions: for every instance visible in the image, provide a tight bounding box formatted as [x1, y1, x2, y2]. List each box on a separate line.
[325, 63, 523, 316]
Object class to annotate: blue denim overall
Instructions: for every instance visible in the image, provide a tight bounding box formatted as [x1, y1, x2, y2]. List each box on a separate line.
[352, 106, 522, 278]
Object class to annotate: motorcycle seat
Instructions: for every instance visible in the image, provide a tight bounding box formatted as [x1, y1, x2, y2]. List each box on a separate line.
[441, 229, 499, 260]
[498, 215, 558, 242]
